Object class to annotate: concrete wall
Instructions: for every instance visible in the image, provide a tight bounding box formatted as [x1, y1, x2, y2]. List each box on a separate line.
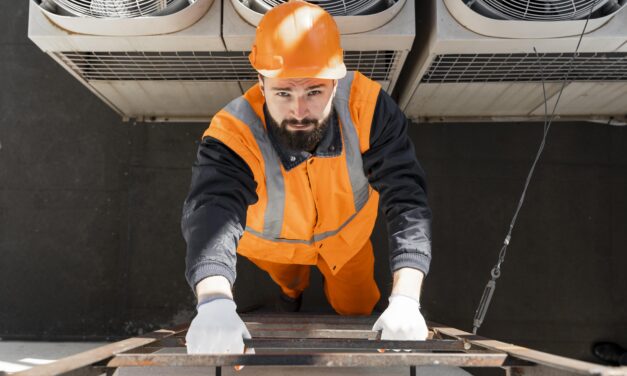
[1, 0, 626, 363]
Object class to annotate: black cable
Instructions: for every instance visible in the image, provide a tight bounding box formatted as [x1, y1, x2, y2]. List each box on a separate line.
[471, 0, 601, 335]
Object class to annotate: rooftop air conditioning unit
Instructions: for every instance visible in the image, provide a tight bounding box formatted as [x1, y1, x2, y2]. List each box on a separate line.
[397, 0, 627, 122]
[28, 0, 248, 121]
[222, 0, 416, 94]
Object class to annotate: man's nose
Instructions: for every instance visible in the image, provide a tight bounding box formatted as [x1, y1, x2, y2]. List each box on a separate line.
[292, 96, 308, 120]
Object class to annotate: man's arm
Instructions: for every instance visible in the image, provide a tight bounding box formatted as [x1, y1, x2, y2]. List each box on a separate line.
[181, 136, 258, 297]
[182, 136, 257, 355]
[363, 89, 432, 290]
[364, 89, 431, 341]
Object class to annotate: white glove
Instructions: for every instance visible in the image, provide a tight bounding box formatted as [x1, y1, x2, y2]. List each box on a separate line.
[186, 298, 254, 354]
[372, 295, 428, 342]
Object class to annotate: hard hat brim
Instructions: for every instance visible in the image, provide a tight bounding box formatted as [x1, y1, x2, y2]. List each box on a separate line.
[257, 64, 347, 80]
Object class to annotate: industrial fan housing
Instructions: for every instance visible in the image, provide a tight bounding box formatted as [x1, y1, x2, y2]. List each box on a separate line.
[396, 0, 627, 122]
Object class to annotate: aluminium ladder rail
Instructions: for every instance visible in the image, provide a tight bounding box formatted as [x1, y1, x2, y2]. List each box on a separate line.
[8, 314, 627, 376]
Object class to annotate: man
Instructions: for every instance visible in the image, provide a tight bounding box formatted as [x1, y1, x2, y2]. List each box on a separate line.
[182, 0, 432, 354]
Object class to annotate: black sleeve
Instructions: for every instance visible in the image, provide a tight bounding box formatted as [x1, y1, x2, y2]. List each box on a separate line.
[181, 136, 258, 291]
[362, 89, 432, 275]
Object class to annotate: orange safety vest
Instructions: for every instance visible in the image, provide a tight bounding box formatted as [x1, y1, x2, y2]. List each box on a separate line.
[204, 71, 381, 275]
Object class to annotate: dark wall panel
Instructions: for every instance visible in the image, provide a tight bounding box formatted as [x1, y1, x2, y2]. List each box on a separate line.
[411, 123, 627, 361]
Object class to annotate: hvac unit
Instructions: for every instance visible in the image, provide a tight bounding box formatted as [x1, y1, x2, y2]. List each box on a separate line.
[222, 0, 416, 93]
[397, 0, 627, 122]
[28, 0, 247, 121]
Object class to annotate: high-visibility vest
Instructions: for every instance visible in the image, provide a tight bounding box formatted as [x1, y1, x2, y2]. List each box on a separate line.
[204, 71, 381, 275]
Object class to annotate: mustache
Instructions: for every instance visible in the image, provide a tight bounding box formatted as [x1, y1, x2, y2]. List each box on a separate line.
[281, 118, 319, 128]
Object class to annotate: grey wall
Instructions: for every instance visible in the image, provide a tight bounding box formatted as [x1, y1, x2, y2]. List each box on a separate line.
[1, 0, 626, 364]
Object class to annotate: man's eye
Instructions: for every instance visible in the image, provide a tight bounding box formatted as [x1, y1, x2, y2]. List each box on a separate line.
[276, 92, 291, 97]
[308, 90, 322, 96]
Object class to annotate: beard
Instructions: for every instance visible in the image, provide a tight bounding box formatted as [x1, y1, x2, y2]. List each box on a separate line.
[266, 109, 333, 153]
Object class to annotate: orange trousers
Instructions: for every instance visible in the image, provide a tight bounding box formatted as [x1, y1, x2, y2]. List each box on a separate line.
[246, 240, 380, 315]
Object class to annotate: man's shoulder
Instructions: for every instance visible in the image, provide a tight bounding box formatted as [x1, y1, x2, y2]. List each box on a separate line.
[201, 99, 266, 163]
[350, 70, 379, 86]
[207, 86, 265, 133]
[345, 71, 381, 104]
[201, 122, 264, 175]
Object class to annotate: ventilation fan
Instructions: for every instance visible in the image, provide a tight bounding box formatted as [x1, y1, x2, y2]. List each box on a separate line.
[243, 0, 393, 16]
[232, 0, 406, 34]
[38, 0, 193, 18]
[32, 0, 211, 36]
[396, 0, 627, 122]
[464, 0, 623, 21]
[28, 0, 239, 121]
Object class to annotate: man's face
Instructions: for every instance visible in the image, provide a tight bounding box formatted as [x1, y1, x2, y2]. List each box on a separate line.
[259, 75, 337, 152]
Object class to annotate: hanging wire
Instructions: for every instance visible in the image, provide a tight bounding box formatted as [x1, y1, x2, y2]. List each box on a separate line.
[471, 0, 601, 335]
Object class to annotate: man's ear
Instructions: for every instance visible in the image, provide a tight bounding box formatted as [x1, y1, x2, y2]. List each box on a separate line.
[258, 74, 265, 97]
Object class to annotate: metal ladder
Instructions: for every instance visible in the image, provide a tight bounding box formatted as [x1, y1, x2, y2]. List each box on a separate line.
[10, 314, 626, 376]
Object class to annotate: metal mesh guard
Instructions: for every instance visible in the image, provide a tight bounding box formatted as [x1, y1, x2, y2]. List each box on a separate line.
[56, 50, 401, 82]
[249, 0, 396, 16]
[421, 52, 627, 83]
[52, 0, 183, 18]
[467, 0, 613, 21]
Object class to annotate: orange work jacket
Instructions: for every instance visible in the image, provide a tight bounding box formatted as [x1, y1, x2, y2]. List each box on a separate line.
[203, 71, 381, 274]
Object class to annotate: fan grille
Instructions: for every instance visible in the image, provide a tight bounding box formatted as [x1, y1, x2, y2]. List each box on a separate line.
[56, 50, 401, 81]
[421, 53, 627, 83]
[51, 0, 182, 18]
[245, 0, 395, 16]
[466, 0, 612, 20]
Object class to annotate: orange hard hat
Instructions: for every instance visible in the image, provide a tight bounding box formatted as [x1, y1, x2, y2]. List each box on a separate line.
[249, 0, 346, 80]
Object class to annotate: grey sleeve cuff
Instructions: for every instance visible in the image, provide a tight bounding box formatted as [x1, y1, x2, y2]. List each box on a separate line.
[186, 260, 236, 292]
[390, 250, 431, 276]
[386, 206, 432, 276]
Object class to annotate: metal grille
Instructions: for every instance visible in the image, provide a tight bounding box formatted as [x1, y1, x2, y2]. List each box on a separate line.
[464, 0, 617, 21]
[245, 0, 397, 16]
[421, 53, 627, 83]
[50, 0, 189, 18]
[56, 50, 401, 81]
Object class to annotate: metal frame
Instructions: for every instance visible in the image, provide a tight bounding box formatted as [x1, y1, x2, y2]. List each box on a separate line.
[9, 314, 626, 376]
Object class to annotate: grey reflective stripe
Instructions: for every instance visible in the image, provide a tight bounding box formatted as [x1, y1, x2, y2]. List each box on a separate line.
[224, 97, 284, 239]
[312, 211, 358, 242]
[245, 210, 358, 244]
[245, 226, 311, 245]
[333, 71, 370, 212]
